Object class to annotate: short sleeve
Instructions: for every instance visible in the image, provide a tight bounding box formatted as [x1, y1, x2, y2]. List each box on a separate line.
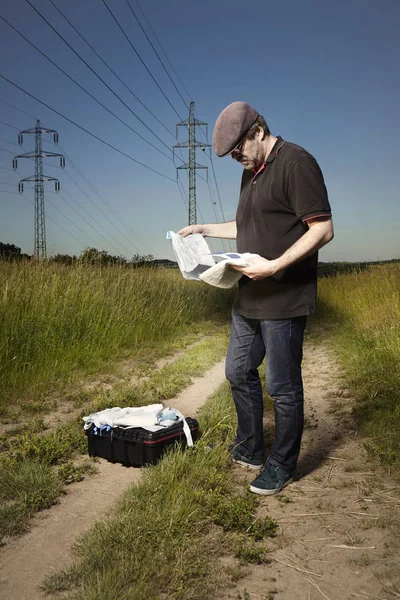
[288, 156, 331, 222]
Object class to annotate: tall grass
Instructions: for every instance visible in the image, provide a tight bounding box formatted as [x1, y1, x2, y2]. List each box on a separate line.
[316, 263, 400, 465]
[0, 261, 233, 409]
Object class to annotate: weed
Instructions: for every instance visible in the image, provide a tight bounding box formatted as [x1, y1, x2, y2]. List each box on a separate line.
[235, 540, 268, 564]
[278, 495, 292, 504]
[57, 460, 97, 484]
[4, 421, 86, 466]
[348, 552, 373, 567]
[210, 491, 277, 540]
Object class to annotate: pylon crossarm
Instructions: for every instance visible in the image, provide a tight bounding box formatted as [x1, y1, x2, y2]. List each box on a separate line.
[174, 141, 210, 149]
[20, 127, 57, 135]
[20, 175, 59, 183]
[14, 151, 64, 159]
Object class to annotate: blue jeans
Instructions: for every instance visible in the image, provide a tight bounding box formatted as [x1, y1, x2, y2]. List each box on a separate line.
[225, 309, 306, 472]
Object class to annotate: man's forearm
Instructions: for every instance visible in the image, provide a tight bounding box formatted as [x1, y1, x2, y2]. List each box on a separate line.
[274, 219, 334, 272]
[178, 221, 237, 239]
[204, 221, 237, 239]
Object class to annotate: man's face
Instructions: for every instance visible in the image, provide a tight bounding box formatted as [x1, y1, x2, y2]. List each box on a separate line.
[230, 131, 265, 170]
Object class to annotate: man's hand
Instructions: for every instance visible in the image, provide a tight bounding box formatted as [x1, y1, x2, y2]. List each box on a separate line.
[177, 224, 208, 237]
[231, 255, 279, 281]
[177, 221, 237, 239]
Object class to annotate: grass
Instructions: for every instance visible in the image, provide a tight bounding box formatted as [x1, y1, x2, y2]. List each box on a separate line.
[0, 327, 230, 542]
[42, 381, 277, 600]
[314, 262, 400, 466]
[0, 261, 233, 412]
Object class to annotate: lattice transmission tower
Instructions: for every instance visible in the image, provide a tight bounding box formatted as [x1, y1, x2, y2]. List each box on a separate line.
[13, 120, 65, 261]
[173, 101, 210, 225]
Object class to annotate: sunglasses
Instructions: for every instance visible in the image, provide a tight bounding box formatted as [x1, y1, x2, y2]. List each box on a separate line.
[230, 136, 246, 156]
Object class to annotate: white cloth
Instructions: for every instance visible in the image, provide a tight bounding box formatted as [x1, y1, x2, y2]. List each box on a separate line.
[83, 404, 193, 446]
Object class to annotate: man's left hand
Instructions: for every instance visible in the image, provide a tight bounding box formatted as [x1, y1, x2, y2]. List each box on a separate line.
[230, 255, 279, 281]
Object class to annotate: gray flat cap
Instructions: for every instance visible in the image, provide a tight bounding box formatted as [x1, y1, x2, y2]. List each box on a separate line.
[212, 101, 259, 157]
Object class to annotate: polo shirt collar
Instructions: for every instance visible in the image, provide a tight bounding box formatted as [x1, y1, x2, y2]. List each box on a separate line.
[265, 136, 284, 164]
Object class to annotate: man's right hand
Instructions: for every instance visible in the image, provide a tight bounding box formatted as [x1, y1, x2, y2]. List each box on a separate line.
[177, 224, 208, 237]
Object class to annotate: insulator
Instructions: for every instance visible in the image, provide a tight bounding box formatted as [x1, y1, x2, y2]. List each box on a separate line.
[18, 134, 23, 145]
[60, 156, 65, 168]
[13, 159, 17, 170]
[55, 181, 60, 192]
[18, 182, 23, 194]
[54, 133, 58, 144]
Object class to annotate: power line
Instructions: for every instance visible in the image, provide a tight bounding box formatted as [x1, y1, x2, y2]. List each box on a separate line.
[22, 0, 176, 158]
[0, 72, 176, 182]
[124, 0, 188, 110]
[0, 146, 15, 155]
[1, 116, 149, 253]
[0, 13, 173, 161]
[0, 98, 37, 120]
[99, 0, 183, 121]
[58, 143, 152, 254]
[176, 173, 187, 210]
[61, 169, 145, 255]
[1, 184, 93, 250]
[46, 0, 176, 140]
[58, 189, 132, 256]
[0, 137, 19, 146]
[0, 119, 20, 131]
[134, 0, 192, 102]
[21, 130, 152, 255]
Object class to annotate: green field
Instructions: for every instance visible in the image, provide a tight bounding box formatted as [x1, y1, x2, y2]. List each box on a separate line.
[316, 262, 400, 465]
[0, 261, 233, 414]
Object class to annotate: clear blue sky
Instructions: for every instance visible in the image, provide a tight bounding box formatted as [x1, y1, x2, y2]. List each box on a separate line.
[0, 0, 399, 262]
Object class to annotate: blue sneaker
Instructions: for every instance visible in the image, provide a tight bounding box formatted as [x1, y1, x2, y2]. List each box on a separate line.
[232, 450, 263, 471]
[249, 463, 293, 495]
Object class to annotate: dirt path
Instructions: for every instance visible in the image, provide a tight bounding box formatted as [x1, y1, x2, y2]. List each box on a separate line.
[0, 360, 226, 600]
[1, 340, 399, 600]
[221, 340, 400, 600]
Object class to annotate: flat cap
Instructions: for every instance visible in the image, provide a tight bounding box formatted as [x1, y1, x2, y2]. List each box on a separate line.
[212, 101, 259, 157]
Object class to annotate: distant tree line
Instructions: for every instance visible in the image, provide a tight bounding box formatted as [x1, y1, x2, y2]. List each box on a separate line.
[317, 259, 400, 277]
[0, 242, 31, 261]
[2, 241, 397, 274]
[0, 242, 177, 268]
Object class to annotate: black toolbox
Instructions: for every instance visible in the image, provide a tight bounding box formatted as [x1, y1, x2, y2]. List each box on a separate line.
[86, 418, 199, 467]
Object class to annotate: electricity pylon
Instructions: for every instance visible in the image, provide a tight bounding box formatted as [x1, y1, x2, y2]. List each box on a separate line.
[173, 101, 210, 225]
[13, 120, 65, 261]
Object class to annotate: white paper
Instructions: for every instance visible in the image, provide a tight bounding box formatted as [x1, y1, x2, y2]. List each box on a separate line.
[167, 231, 257, 288]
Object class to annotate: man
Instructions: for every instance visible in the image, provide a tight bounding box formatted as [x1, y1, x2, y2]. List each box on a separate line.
[179, 101, 333, 495]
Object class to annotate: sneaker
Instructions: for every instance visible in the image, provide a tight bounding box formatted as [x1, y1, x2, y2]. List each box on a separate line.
[232, 450, 263, 471]
[249, 463, 293, 495]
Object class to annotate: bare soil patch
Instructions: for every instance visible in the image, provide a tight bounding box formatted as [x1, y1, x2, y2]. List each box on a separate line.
[221, 341, 400, 600]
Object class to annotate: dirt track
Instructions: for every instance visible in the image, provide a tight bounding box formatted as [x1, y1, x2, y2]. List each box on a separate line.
[1, 339, 399, 600]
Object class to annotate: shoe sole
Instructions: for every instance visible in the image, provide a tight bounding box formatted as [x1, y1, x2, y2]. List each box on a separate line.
[249, 477, 293, 496]
[232, 457, 263, 471]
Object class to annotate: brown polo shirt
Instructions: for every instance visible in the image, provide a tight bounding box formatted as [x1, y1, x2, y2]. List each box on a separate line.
[234, 136, 331, 320]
